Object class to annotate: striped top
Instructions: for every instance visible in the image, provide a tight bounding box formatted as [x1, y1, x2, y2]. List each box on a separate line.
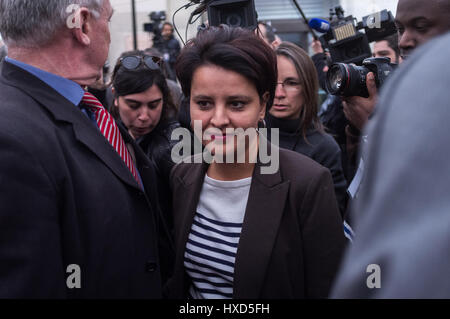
[184, 174, 252, 299]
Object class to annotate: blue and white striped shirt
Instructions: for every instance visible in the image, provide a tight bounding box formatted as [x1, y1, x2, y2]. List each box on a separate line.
[184, 175, 252, 299]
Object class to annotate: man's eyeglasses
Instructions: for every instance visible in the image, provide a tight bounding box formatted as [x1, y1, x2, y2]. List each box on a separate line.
[119, 55, 162, 71]
[276, 79, 301, 92]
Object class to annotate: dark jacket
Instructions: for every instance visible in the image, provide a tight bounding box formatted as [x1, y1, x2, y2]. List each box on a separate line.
[266, 114, 348, 216]
[312, 52, 329, 92]
[167, 143, 346, 299]
[0, 61, 169, 298]
[138, 119, 181, 232]
[318, 95, 349, 177]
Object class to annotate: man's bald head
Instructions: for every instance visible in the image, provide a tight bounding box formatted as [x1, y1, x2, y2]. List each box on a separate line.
[395, 0, 450, 59]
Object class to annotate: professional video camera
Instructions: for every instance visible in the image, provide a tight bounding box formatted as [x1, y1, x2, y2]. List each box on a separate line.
[143, 11, 166, 44]
[188, 0, 257, 29]
[319, 6, 396, 64]
[207, 0, 257, 29]
[315, 6, 397, 97]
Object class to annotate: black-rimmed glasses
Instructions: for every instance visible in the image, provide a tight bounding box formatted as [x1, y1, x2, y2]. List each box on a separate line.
[119, 55, 162, 71]
[276, 79, 301, 92]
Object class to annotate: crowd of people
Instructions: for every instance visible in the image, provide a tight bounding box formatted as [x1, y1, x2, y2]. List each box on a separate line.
[0, 0, 449, 299]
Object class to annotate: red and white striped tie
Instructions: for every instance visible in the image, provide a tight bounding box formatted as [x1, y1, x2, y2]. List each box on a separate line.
[81, 92, 142, 187]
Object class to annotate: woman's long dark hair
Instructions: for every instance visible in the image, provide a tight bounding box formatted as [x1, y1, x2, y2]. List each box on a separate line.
[110, 50, 177, 124]
[275, 42, 324, 138]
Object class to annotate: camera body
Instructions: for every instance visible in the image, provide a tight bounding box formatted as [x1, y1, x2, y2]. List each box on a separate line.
[143, 11, 167, 44]
[321, 6, 398, 97]
[326, 57, 395, 98]
[320, 6, 397, 65]
[207, 0, 257, 29]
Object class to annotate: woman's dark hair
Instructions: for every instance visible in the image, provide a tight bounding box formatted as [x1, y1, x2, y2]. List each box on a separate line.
[175, 25, 277, 108]
[110, 50, 177, 123]
[275, 42, 324, 138]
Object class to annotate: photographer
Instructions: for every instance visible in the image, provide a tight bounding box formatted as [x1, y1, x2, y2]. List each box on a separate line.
[332, 0, 450, 298]
[343, 34, 400, 138]
[342, 34, 400, 184]
[153, 22, 181, 82]
[342, 0, 450, 196]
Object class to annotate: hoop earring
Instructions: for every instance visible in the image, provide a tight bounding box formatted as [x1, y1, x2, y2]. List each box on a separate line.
[259, 118, 266, 128]
[257, 118, 266, 134]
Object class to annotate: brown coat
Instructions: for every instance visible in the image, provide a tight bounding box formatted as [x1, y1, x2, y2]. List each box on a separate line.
[167, 144, 346, 299]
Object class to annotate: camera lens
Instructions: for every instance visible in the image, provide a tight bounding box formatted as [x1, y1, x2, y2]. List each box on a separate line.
[326, 63, 370, 97]
[226, 14, 242, 27]
[327, 64, 345, 93]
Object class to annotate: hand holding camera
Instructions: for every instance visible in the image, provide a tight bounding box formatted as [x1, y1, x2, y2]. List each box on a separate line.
[342, 72, 378, 131]
[326, 57, 395, 98]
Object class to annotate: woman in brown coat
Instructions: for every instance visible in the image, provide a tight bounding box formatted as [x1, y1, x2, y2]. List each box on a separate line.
[168, 25, 346, 299]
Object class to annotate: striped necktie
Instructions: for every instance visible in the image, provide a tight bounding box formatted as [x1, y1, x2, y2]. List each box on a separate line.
[81, 92, 142, 188]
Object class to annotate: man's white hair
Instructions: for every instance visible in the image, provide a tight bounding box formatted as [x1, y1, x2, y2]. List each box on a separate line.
[0, 0, 104, 47]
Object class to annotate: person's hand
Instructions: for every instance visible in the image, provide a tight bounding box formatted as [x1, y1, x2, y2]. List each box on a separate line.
[342, 72, 378, 131]
[311, 40, 324, 54]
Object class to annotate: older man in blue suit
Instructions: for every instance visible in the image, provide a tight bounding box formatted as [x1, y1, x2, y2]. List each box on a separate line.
[0, 0, 171, 298]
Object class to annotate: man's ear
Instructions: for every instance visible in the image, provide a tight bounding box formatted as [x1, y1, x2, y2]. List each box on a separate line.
[69, 7, 92, 46]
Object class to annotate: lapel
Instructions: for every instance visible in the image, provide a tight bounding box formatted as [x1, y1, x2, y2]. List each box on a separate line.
[172, 156, 208, 295]
[173, 141, 290, 298]
[174, 156, 209, 255]
[1, 62, 141, 191]
[233, 142, 290, 299]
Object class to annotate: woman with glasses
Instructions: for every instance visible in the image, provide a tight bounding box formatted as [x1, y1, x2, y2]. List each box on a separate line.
[267, 42, 347, 215]
[110, 50, 179, 239]
[167, 26, 345, 299]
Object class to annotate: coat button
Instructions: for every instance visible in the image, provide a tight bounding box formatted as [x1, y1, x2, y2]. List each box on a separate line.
[146, 261, 157, 273]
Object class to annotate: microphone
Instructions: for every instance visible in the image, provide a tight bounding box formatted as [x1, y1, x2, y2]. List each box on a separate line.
[308, 18, 331, 33]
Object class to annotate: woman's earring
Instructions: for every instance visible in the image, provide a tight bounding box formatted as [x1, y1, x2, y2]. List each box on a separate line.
[258, 118, 266, 129]
[257, 118, 266, 134]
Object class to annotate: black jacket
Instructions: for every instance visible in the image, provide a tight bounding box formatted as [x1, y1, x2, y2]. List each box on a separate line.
[168, 143, 346, 298]
[266, 113, 348, 216]
[0, 61, 169, 298]
[138, 120, 181, 232]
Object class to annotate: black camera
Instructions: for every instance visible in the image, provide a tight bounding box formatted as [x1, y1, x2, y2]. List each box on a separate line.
[320, 6, 397, 64]
[207, 0, 257, 29]
[143, 11, 166, 43]
[326, 57, 396, 97]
